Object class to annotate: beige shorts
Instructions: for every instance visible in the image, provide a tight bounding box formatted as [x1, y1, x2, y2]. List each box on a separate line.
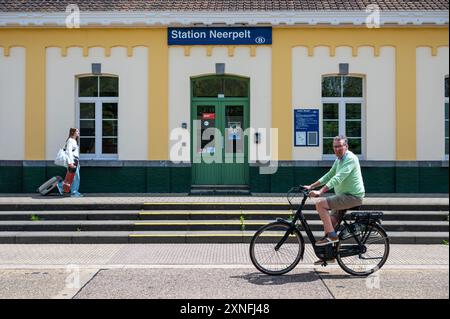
[326, 194, 363, 222]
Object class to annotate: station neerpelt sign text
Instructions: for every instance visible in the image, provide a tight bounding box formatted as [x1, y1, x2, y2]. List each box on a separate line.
[168, 27, 272, 45]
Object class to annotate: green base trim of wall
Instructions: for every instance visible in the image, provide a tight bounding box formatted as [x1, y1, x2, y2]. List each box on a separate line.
[0, 166, 23, 193]
[250, 165, 448, 194]
[0, 162, 447, 194]
[0, 165, 192, 193]
[364, 167, 396, 193]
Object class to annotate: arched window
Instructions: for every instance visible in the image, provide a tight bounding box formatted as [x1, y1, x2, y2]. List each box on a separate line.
[77, 75, 119, 159]
[192, 75, 249, 98]
[321, 75, 364, 157]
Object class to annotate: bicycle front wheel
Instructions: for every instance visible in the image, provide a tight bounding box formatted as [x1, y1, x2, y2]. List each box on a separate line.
[249, 222, 304, 276]
[336, 223, 390, 276]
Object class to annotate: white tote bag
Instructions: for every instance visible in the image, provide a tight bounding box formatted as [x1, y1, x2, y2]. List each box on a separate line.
[54, 143, 69, 167]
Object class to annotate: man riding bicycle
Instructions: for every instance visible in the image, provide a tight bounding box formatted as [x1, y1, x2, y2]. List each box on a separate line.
[304, 135, 365, 252]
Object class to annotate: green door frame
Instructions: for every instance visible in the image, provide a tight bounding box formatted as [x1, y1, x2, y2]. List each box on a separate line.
[190, 76, 250, 186]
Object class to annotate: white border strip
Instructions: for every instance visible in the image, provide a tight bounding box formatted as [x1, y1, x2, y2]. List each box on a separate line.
[0, 10, 448, 27]
[0, 264, 448, 270]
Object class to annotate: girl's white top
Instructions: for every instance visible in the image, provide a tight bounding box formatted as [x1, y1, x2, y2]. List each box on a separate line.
[66, 138, 80, 165]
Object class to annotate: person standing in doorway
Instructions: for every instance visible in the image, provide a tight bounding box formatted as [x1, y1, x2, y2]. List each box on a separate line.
[57, 128, 83, 197]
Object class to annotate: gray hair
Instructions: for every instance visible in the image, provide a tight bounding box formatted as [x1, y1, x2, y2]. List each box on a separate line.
[333, 135, 348, 145]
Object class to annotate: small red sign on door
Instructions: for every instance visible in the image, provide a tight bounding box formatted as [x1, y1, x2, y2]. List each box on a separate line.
[202, 113, 215, 120]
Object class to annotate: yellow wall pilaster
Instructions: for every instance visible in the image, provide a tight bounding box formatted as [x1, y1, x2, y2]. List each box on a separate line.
[25, 42, 46, 160]
[395, 43, 417, 160]
[147, 30, 168, 160]
[272, 29, 293, 160]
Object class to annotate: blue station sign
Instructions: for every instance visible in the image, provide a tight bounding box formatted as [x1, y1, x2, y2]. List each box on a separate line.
[168, 27, 272, 46]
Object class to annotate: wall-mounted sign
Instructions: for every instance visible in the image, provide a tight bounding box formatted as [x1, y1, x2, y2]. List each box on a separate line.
[294, 109, 319, 147]
[228, 122, 242, 141]
[168, 27, 272, 46]
[202, 113, 215, 120]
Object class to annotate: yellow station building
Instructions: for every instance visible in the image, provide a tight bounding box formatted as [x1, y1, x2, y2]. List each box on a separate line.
[0, 0, 448, 194]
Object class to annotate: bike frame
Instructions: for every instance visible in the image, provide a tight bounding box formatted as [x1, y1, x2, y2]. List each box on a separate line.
[291, 193, 317, 245]
[280, 189, 372, 259]
[251, 186, 389, 276]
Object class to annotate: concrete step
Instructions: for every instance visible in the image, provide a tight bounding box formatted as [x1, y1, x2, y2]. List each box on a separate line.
[190, 186, 251, 196]
[0, 210, 447, 221]
[138, 210, 450, 221]
[0, 230, 447, 244]
[0, 211, 141, 221]
[0, 201, 447, 211]
[141, 202, 449, 211]
[0, 220, 447, 232]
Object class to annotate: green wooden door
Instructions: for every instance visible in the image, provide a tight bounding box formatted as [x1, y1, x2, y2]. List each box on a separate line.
[192, 100, 221, 185]
[192, 99, 249, 185]
[221, 100, 249, 185]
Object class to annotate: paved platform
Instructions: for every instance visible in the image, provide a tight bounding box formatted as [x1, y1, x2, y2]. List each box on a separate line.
[0, 194, 448, 204]
[0, 244, 447, 269]
[1, 268, 448, 299]
[0, 244, 447, 299]
[0, 194, 448, 211]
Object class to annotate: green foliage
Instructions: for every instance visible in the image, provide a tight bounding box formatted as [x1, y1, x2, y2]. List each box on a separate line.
[240, 215, 245, 231]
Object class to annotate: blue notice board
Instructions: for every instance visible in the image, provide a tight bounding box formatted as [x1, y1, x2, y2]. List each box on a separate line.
[294, 109, 319, 147]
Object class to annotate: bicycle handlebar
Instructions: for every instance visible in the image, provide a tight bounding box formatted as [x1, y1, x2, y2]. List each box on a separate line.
[286, 185, 310, 208]
[288, 185, 310, 196]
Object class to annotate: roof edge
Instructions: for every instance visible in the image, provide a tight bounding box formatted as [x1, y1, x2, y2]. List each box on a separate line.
[0, 10, 448, 27]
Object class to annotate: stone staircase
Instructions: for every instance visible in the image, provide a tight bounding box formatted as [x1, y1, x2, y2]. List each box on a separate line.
[0, 201, 447, 244]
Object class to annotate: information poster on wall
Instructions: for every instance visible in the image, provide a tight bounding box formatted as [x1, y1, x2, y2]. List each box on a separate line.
[294, 109, 319, 147]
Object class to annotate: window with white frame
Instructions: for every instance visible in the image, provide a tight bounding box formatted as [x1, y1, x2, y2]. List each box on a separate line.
[77, 76, 119, 159]
[321, 75, 364, 157]
[445, 76, 449, 157]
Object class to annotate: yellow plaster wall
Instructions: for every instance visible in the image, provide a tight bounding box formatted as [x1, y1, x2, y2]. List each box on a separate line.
[272, 27, 448, 160]
[0, 28, 168, 160]
[1, 26, 448, 161]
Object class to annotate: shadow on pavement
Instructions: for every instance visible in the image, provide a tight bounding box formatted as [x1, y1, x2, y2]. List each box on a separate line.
[314, 273, 359, 280]
[234, 270, 364, 286]
[232, 271, 321, 286]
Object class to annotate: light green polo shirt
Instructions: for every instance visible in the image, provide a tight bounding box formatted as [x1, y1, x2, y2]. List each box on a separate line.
[318, 151, 365, 198]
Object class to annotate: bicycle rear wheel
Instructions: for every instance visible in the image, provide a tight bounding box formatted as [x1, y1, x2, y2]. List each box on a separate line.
[336, 223, 390, 276]
[249, 222, 304, 276]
